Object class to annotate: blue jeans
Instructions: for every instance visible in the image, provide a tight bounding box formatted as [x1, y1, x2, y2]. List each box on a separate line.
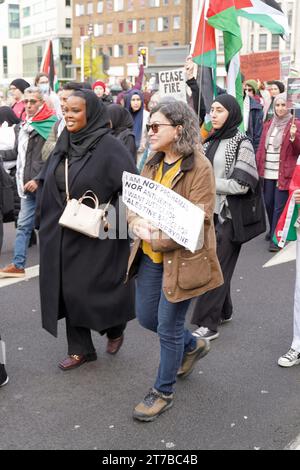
[13, 194, 36, 269]
[136, 255, 196, 395]
[263, 179, 289, 239]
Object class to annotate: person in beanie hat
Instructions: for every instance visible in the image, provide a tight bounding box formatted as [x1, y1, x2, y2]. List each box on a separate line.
[92, 81, 106, 98]
[9, 79, 30, 121]
[93, 80, 113, 105]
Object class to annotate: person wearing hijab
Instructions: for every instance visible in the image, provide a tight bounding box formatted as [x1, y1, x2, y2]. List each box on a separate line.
[9, 79, 30, 121]
[256, 93, 300, 251]
[265, 80, 285, 122]
[107, 104, 137, 162]
[38, 90, 137, 370]
[191, 94, 259, 340]
[124, 89, 149, 165]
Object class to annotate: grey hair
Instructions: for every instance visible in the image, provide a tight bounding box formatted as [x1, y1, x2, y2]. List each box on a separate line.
[150, 100, 201, 157]
[24, 86, 45, 101]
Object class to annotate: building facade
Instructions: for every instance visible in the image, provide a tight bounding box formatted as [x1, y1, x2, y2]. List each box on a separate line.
[192, 0, 300, 85]
[20, 0, 73, 82]
[72, 0, 192, 82]
[0, 0, 22, 84]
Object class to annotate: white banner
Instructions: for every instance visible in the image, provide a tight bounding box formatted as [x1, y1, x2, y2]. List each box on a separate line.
[159, 68, 187, 103]
[123, 172, 204, 253]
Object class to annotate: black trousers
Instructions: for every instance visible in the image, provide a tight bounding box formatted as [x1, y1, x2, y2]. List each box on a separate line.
[191, 216, 242, 332]
[0, 211, 3, 255]
[65, 318, 126, 356]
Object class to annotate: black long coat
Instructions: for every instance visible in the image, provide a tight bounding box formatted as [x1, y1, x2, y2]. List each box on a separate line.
[39, 133, 137, 337]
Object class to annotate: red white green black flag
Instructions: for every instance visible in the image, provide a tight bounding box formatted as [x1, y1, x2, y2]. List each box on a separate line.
[235, 0, 290, 39]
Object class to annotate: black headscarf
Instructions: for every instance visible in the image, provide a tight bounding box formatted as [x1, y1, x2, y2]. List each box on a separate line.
[55, 89, 111, 160]
[271, 80, 285, 94]
[9, 78, 30, 94]
[0, 106, 21, 126]
[204, 94, 243, 163]
[107, 104, 134, 137]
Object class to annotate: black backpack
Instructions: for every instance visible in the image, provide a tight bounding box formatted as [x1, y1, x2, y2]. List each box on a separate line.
[0, 160, 14, 223]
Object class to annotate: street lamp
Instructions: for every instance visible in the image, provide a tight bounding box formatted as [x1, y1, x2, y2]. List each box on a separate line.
[88, 23, 94, 83]
[80, 35, 88, 82]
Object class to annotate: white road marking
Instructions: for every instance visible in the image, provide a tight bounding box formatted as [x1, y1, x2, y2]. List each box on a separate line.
[0, 265, 39, 289]
[285, 433, 300, 450]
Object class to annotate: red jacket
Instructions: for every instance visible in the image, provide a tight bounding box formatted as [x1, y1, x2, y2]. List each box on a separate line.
[256, 118, 300, 190]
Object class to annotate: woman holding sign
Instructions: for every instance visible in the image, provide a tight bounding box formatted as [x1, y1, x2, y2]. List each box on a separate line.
[191, 94, 259, 340]
[127, 100, 223, 422]
[256, 93, 300, 252]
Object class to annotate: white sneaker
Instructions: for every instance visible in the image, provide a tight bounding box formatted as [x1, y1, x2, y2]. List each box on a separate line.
[193, 326, 220, 341]
[278, 348, 300, 367]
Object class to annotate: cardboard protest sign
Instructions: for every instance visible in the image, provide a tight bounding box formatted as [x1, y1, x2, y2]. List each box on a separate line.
[159, 68, 187, 102]
[240, 51, 280, 82]
[122, 172, 204, 253]
[287, 78, 300, 110]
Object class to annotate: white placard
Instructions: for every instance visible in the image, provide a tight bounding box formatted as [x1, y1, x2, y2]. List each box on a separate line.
[159, 68, 187, 103]
[123, 172, 204, 253]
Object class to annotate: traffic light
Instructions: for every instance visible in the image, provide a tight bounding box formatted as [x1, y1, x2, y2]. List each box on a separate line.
[138, 47, 148, 68]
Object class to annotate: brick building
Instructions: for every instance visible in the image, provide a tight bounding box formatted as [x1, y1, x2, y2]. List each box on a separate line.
[72, 0, 192, 82]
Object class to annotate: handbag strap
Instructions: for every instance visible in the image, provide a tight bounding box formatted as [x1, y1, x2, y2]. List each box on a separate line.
[65, 158, 70, 201]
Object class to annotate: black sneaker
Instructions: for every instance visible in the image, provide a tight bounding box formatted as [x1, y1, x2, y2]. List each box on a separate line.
[133, 388, 174, 422]
[219, 315, 233, 325]
[0, 364, 9, 387]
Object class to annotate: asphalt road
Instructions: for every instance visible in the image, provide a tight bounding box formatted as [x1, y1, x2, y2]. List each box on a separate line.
[0, 222, 300, 450]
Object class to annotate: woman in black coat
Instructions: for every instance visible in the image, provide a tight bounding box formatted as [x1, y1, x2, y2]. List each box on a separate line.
[107, 104, 137, 163]
[39, 90, 137, 370]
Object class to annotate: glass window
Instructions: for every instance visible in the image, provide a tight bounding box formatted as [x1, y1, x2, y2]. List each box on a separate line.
[2, 46, 8, 78]
[271, 34, 280, 50]
[149, 18, 156, 32]
[258, 34, 267, 50]
[114, 0, 124, 10]
[173, 16, 180, 30]
[23, 7, 30, 17]
[8, 4, 20, 39]
[139, 19, 146, 32]
[128, 44, 134, 56]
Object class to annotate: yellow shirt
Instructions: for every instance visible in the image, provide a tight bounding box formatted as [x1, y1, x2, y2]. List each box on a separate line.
[142, 158, 183, 264]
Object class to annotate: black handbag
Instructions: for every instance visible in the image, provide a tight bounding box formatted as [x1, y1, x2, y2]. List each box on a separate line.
[0, 161, 15, 223]
[227, 183, 266, 244]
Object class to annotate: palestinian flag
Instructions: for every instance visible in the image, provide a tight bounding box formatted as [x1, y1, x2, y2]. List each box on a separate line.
[30, 103, 58, 140]
[207, 1, 244, 118]
[191, 2, 217, 132]
[40, 40, 59, 92]
[274, 160, 300, 248]
[235, 0, 290, 39]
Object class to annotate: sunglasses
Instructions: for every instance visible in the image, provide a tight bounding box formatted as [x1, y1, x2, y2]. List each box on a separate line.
[24, 99, 39, 105]
[146, 123, 175, 133]
[245, 87, 254, 92]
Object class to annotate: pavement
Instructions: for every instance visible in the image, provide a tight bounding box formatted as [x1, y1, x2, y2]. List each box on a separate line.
[1, 222, 300, 450]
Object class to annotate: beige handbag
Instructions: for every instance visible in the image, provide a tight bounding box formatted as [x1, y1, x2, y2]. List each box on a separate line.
[59, 159, 111, 238]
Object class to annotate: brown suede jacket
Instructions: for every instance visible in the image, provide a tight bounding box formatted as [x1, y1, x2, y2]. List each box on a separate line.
[127, 150, 224, 303]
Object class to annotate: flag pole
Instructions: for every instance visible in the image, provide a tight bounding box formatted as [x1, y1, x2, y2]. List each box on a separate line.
[190, 0, 207, 124]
